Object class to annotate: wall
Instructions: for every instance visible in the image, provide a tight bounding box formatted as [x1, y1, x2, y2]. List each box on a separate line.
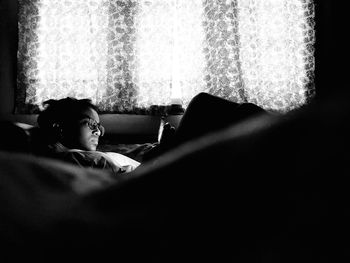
[313, 0, 338, 101]
[0, 0, 17, 119]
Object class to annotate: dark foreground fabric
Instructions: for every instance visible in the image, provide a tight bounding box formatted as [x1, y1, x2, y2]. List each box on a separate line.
[1, 91, 350, 262]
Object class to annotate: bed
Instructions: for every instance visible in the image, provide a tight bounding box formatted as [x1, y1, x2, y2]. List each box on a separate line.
[1, 92, 349, 262]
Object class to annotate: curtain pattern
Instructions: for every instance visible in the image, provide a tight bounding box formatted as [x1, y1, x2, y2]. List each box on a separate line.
[17, 0, 140, 113]
[16, 0, 315, 114]
[17, 0, 41, 112]
[237, 0, 315, 112]
[202, 0, 248, 103]
[101, 0, 139, 112]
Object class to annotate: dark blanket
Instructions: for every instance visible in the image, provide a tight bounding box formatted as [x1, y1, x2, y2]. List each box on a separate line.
[1, 91, 349, 262]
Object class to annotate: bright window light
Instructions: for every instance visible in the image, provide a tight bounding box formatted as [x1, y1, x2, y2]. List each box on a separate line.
[17, 0, 315, 113]
[35, 0, 109, 106]
[134, 0, 206, 107]
[237, 0, 315, 111]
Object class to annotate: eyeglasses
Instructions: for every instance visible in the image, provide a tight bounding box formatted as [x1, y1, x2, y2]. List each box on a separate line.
[80, 117, 105, 136]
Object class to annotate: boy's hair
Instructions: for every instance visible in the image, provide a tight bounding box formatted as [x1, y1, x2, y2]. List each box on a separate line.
[37, 97, 98, 132]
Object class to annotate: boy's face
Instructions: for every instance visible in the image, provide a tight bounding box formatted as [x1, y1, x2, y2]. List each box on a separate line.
[64, 107, 103, 151]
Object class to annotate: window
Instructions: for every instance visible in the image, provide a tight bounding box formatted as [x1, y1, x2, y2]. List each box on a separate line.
[17, 0, 315, 114]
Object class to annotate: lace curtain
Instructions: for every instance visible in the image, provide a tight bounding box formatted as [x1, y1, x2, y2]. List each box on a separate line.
[16, 0, 315, 114]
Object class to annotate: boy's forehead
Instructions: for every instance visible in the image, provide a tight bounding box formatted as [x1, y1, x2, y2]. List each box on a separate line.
[80, 107, 99, 122]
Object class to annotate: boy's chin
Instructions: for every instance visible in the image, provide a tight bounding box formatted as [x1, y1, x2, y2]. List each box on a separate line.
[80, 143, 97, 151]
[88, 145, 97, 151]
